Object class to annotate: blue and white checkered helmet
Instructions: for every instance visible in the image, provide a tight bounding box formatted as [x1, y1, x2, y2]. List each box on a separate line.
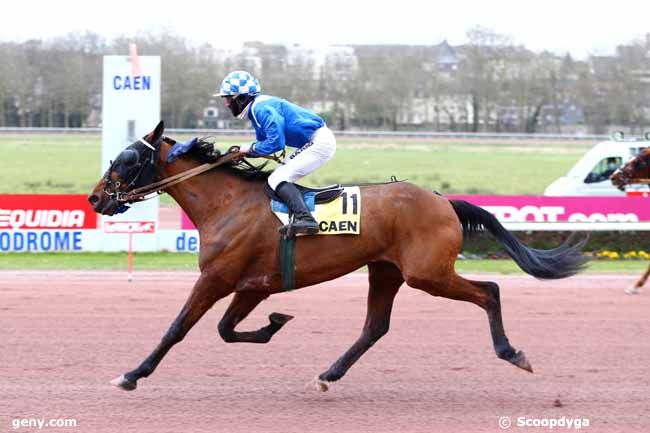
[217, 70, 261, 97]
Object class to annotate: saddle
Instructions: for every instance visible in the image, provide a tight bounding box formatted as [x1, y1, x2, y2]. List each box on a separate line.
[264, 183, 343, 205]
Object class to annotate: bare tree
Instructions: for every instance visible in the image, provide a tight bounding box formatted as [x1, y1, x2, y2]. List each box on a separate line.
[1, 29, 649, 134]
[457, 27, 513, 132]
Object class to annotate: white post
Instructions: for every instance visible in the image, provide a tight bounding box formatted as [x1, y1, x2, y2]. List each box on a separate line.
[100, 49, 161, 252]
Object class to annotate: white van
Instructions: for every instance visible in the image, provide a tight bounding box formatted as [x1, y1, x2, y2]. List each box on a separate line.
[544, 134, 650, 196]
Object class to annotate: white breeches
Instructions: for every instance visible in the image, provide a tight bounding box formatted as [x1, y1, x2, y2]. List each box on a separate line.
[267, 126, 337, 190]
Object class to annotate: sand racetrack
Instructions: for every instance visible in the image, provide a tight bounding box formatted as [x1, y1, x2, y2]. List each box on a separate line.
[1, 271, 649, 432]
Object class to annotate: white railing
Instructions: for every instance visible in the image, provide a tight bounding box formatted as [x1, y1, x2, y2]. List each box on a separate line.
[0, 127, 608, 141]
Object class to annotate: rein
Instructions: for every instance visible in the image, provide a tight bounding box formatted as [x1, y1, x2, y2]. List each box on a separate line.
[121, 147, 281, 203]
[123, 151, 242, 203]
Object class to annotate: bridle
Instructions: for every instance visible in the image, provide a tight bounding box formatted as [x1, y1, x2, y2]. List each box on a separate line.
[103, 137, 162, 204]
[612, 151, 650, 188]
[102, 137, 269, 206]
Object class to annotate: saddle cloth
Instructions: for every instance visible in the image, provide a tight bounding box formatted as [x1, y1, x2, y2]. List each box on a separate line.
[271, 186, 361, 235]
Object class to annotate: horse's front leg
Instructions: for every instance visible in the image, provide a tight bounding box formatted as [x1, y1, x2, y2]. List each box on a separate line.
[111, 272, 232, 391]
[627, 262, 650, 294]
[218, 291, 294, 343]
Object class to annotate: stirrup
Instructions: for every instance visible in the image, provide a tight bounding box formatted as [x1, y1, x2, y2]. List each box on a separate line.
[279, 223, 319, 236]
[292, 220, 319, 234]
[279, 216, 319, 236]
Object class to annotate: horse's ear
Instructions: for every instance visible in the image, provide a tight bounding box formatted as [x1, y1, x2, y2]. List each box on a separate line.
[151, 120, 164, 143]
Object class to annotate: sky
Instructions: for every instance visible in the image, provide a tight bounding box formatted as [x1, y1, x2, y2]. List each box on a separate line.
[2, 0, 649, 59]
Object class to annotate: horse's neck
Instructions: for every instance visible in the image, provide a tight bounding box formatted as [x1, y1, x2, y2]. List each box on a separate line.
[160, 158, 252, 231]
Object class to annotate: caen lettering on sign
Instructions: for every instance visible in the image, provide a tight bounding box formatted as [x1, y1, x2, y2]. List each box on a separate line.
[113, 75, 151, 90]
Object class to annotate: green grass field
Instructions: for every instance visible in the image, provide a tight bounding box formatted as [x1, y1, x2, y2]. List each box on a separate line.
[0, 252, 644, 273]
[0, 133, 595, 197]
[1, 134, 101, 195]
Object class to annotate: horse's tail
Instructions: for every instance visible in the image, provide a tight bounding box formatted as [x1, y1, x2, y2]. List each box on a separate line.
[449, 199, 588, 279]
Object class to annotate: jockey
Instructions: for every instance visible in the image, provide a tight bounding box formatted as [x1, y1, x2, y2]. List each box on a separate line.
[217, 70, 336, 235]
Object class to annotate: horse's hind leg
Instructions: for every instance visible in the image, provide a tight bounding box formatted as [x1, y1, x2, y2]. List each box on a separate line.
[469, 278, 532, 372]
[111, 273, 231, 391]
[311, 262, 403, 392]
[411, 273, 532, 373]
[218, 291, 294, 343]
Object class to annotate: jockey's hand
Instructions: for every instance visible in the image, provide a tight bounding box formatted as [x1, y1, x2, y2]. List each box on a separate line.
[238, 142, 263, 159]
[239, 142, 254, 155]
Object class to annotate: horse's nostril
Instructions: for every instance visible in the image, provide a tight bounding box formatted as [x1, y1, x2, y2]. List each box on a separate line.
[88, 194, 100, 205]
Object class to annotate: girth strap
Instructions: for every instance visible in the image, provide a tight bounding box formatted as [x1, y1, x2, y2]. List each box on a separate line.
[279, 231, 296, 291]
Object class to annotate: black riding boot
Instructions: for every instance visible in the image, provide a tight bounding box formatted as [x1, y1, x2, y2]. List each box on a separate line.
[275, 182, 319, 235]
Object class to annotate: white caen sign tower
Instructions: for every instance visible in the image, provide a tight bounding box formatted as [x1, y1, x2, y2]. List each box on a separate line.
[100, 45, 161, 251]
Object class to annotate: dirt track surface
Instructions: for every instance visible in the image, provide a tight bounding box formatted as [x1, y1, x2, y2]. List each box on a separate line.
[1, 271, 649, 433]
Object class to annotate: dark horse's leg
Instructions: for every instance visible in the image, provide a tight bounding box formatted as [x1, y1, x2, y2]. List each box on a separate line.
[464, 278, 532, 372]
[627, 262, 650, 294]
[410, 273, 532, 373]
[111, 273, 231, 391]
[218, 291, 294, 343]
[312, 262, 404, 391]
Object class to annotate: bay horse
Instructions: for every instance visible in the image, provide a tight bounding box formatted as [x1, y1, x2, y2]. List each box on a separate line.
[88, 121, 587, 392]
[611, 148, 650, 294]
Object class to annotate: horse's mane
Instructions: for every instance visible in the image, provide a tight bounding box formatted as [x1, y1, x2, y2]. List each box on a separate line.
[167, 136, 272, 181]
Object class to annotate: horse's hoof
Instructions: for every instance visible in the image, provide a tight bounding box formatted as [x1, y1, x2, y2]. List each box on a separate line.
[511, 350, 533, 373]
[110, 374, 137, 391]
[306, 376, 330, 392]
[269, 312, 294, 326]
[625, 285, 641, 295]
